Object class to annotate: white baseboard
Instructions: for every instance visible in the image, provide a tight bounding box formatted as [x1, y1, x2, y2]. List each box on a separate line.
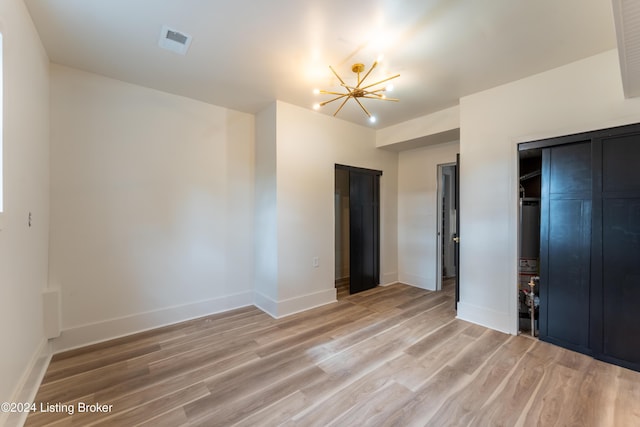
[2, 340, 51, 427]
[275, 288, 337, 318]
[397, 273, 435, 290]
[381, 272, 398, 286]
[51, 291, 254, 353]
[380, 281, 399, 287]
[255, 288, 337, 318]
[254, 291, 278, 318]
[456, 301, 512, 334]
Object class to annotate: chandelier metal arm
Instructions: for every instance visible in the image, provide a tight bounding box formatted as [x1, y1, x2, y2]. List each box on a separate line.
[353, 97, 372, 118]
[357, 61, 378, 88]
[319, 90, 350, 96]
[329, 65, 348, 86]
[320, 90, 351, 97]
[358, 73, 400, 92]
[333, 96, 352, 117]
[319, 93, 350, 107]
[361, 95, 400, 102]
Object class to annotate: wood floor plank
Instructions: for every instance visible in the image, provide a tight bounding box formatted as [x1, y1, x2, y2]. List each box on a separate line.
[427, 336, 534, 426]
[186, 366, 327, 426]
[378, 365, 471, 427]
[613, 367, 640, 426]
[25, 282, 640, 427]
[328, 382, 414, 427]
[33, 360, 150, 403]
[94, 347, 259, 405]
[292, 356, 410, 426]
[447, 328, 510, 375]
[469, 349, 551, 426]
[230, 390, 310, 427]
[135, 407, 189, 427]
[91, 382, 210, 426]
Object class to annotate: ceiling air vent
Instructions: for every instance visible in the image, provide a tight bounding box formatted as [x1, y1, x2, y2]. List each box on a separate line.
[158, 25, 192, 55]
[613, 0, 640, 98]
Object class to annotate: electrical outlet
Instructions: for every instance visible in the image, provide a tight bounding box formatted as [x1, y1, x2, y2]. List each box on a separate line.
[313, 257, 319, 268]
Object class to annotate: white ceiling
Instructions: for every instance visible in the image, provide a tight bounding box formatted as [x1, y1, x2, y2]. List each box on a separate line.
[24, 0, 618, 128]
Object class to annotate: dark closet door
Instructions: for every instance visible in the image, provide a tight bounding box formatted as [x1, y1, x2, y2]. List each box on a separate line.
[539, 142, 592, 353]
[349, 168, 381, 294]
[599, 133, 640, 369]
[454, 153, 460, 308]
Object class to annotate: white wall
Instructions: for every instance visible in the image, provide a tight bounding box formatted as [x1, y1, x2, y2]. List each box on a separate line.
[0, 0, 50, 423]
[398, 140, 459, 290]
[260, 101, 398, 316]
[458, 49, 640, 334]
[376, 105, 460, 148]
[254, 103, 278, 313]
[49, 65, 255, 351]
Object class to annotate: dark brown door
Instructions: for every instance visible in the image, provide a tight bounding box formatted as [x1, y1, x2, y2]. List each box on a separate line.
[454, 153, 460, 308]
[539, 141, 592, 353]
[345, 166, 381, 294]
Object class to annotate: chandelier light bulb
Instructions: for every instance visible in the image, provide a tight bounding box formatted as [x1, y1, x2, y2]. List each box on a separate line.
[313, 103, 320, 110]
[313, 88, 320, 95]
[369, 115, 377, 123]
[385, 84, 394, 92]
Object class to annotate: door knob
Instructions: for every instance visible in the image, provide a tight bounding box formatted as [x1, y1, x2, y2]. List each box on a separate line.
[453, 237, 460, 243]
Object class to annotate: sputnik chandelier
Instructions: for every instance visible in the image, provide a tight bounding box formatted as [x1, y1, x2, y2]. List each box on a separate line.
[313, 58, 399, 123]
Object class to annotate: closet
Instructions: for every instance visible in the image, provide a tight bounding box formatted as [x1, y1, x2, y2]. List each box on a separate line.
[520, 122, 640, 372]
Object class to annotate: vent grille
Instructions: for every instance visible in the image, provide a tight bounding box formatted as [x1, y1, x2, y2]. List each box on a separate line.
[158, 25, 192, 55]
[166, 30, 189, 45]
[613, 0, 640, 98]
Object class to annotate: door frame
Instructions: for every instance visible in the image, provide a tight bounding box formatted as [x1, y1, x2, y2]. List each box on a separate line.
[436, 162, 457, 291]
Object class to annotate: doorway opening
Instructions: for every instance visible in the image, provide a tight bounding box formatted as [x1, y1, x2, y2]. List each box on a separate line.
[335, 168, 350, 299]
[436, 163, 457, 299]
[334, 164, 382, 299]
[518, 148, 542, 337]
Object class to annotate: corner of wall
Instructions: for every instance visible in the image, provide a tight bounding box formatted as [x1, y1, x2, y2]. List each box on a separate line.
[456, 302, 513, 335]
[1, 340, 51, 427]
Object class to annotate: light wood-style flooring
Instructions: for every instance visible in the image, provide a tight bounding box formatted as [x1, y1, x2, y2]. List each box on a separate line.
[335, 277, 350, 300]
[26, 282, 640, 426]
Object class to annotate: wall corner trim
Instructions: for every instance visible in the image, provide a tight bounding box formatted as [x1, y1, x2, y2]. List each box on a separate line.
[456, 301, 514, 335]
[2, 340, 51, 427]
[255, 288, 337, 319]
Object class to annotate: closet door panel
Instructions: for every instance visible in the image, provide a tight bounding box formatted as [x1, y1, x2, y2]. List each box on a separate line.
[603, 199, 640, 363]
[600, 133, 640, 367]
[545, 198, 591, 347]
[539, 142, 592, 352]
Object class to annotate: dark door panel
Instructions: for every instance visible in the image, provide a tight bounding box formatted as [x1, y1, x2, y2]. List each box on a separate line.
[545, 198, 591, 347]
[602, 199, 640, 363]
[348, 168, 381, 294]
[599, 132, 640, 368]
[455, 153, 460, 308]
[539, 141, 592, 353]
